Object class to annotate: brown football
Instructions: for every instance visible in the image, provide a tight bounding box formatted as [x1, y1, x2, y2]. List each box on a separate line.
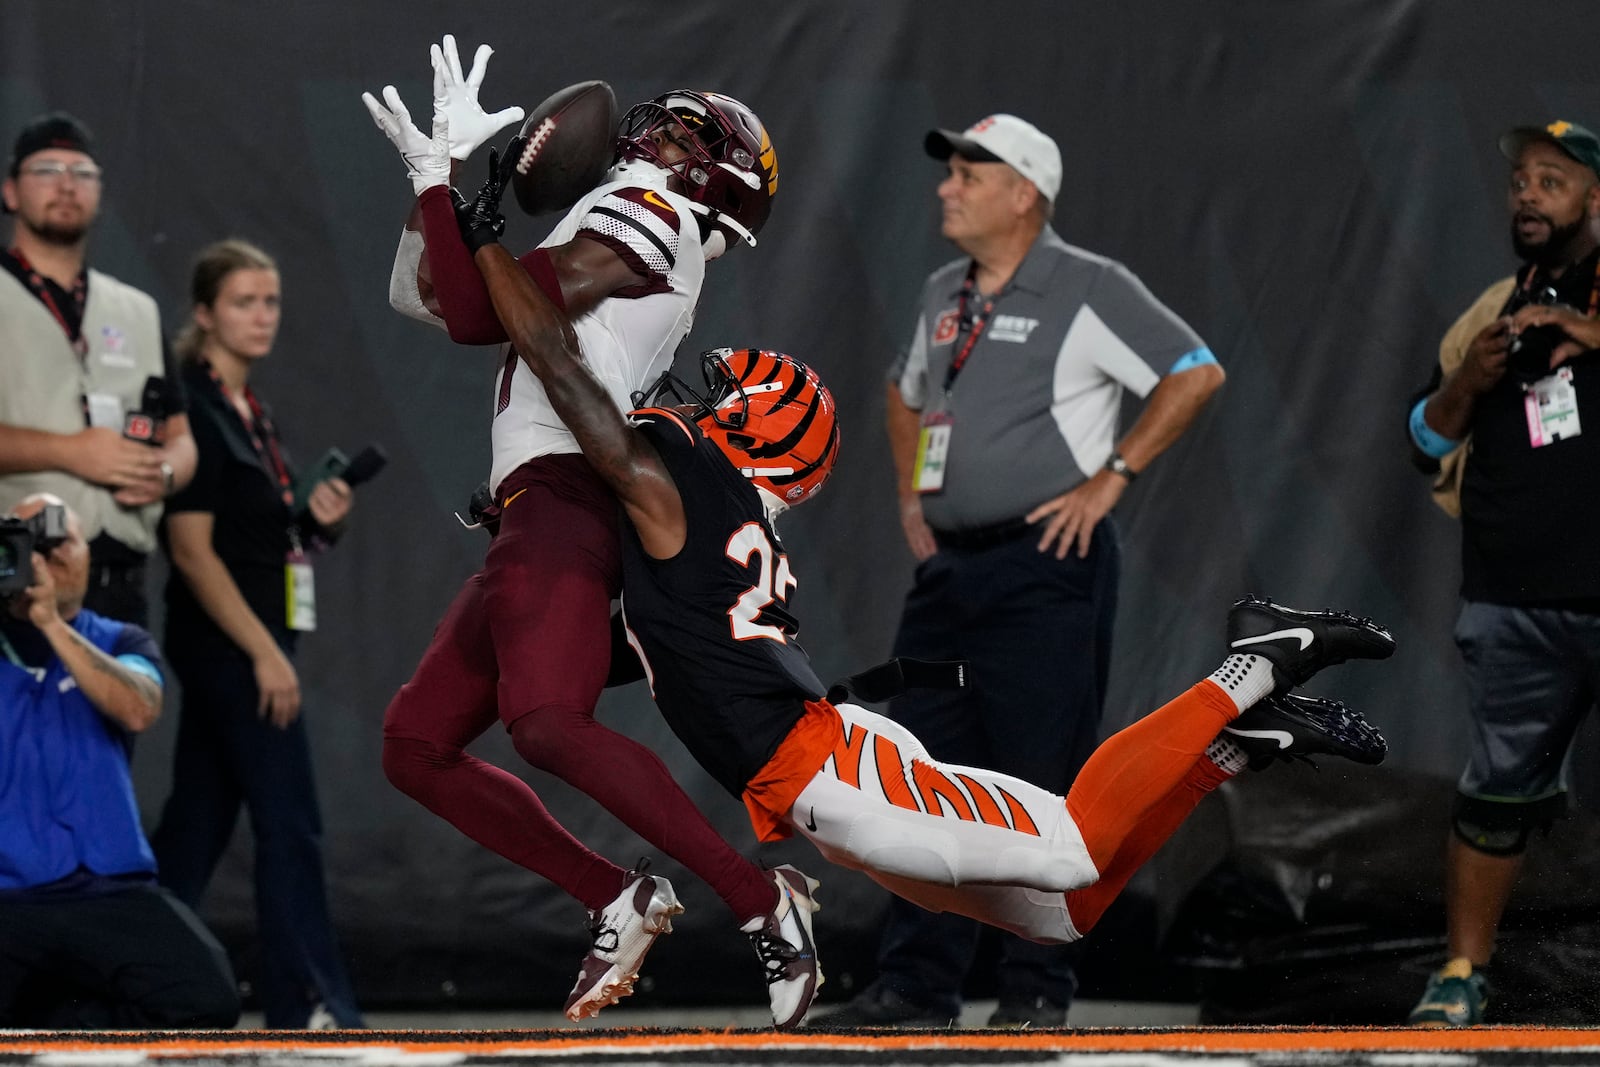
[508, 80, 619, 216]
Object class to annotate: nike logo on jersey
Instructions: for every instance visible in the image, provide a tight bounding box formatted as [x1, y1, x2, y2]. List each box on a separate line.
[1224, 726, 1294, 750]
[804, 807, 818, 832]
[1231, 627, 1314, 651]
[502, 488, 529, 509]
[642, 189, 673, 213]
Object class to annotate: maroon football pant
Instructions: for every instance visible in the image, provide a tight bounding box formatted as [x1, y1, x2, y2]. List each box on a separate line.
[382, 454, 773, 920]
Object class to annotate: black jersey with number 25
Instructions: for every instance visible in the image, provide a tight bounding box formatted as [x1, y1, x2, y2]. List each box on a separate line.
[618, 408, 827, 798]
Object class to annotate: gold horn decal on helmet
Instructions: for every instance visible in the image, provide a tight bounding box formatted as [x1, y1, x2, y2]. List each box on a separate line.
[759, 130, 779, 195]
[1549, 120, 1573, 137]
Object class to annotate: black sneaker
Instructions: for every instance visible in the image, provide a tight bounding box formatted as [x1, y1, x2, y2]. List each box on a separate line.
[1224, 691, 1387, 768]
[1227, 595, 1396, 690]
[809, 984, 955, 1029]
[986, 995, 1067, 1028]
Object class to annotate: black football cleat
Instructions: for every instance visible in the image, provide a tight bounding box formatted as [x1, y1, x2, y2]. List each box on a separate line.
[1224, 691, 1388, 769]
[1227, 595, 1396, 690]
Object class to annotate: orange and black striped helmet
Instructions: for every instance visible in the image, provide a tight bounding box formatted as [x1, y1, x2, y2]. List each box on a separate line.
[636, 348, 840, 507]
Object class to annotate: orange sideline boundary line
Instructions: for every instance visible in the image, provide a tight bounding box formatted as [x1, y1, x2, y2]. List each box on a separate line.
[4, 1027, 1600, 1055]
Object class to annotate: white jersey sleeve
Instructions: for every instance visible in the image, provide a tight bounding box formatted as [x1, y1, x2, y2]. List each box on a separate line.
[573, 186, 685, 286]
[387, 228, 447, 331]
[487, 179, 708, 493]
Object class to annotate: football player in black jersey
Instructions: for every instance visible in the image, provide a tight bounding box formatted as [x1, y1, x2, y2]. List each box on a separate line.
[454, 165, 1395, 1029]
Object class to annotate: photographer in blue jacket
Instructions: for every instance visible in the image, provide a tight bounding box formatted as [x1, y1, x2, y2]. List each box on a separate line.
[0, 493, 239, 1029]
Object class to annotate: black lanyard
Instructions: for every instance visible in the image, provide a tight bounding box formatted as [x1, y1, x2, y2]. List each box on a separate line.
[203, 361, 294, 508]
[941, 263, 1004, 394]
[7, 247, 87, 359]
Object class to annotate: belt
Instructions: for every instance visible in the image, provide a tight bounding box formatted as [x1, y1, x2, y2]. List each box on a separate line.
[930, 516, 1033, 552]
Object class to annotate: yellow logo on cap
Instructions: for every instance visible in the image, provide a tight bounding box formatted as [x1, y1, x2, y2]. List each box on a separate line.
[1549, 121, 1573, 138]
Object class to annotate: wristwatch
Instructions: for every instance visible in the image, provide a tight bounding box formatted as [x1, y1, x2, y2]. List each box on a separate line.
[160, 461, 176, 497]
[1103, 452, 1137, 482]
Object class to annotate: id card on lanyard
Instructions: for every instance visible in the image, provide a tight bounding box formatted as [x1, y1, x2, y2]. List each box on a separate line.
[285, 529, 317, 632]
[1525, 366, 1582, 448]
[913, 411, 953, 493]
[1515, 261, 1600, 448]
[915, 264, 1000, 495]
[210, 363, 316, 631]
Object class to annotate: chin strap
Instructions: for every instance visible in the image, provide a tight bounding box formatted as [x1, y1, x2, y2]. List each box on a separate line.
[687, 200, 757, 248]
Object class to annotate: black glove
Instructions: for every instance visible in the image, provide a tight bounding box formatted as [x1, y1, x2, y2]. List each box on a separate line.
[452, 146, 508, 252]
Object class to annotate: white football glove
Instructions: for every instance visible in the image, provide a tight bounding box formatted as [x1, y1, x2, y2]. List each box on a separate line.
[362, 85, 451, 196]
[431, 34, 525, 162]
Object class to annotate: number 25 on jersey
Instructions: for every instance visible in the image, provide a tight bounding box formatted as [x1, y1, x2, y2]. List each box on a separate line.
[726, 522, 795, 642]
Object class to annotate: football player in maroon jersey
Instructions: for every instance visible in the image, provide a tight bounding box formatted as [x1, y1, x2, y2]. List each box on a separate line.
[363, 37, 813, 1027]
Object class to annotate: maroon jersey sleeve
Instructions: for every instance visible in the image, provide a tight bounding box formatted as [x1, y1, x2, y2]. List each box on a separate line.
[416, 186, 565, 344]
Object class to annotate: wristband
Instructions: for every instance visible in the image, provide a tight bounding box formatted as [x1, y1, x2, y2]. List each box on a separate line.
[1104, 452, 1137, 481]
[1408, 397, 1461, 458]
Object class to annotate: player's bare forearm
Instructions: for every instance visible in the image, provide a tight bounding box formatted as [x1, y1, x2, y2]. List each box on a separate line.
[474, 243, 685, 545]
[546, 237, 650, 319]
[474, 243, 620, 443]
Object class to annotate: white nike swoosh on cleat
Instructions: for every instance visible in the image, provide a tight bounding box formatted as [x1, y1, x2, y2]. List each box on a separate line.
[1224, 726, 1295, 749]
[1231, 627, 1314, 651]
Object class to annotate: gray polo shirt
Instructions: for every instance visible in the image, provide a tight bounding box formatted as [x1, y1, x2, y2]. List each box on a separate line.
[890, 227, 1211, 531]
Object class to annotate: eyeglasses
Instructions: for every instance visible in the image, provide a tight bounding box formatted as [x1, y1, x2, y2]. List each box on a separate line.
[18, 162, 103, 184]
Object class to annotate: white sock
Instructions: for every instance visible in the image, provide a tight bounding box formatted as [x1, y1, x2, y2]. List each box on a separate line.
[1205, 735, 1250, 776]
[1206, 654, 1276, 713]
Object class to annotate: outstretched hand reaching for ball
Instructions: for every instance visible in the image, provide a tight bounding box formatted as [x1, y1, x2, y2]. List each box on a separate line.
[430, 34, 525, 162]
[361, 84, 452, 196]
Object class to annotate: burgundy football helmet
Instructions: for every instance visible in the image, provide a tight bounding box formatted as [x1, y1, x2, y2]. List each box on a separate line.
[614, 90, 778, 247]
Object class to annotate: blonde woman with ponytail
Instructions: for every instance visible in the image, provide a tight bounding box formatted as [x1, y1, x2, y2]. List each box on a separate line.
[149, 239, 364, 1030]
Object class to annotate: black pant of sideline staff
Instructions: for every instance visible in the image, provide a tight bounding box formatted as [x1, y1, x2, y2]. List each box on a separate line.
[0, 880, 240, 1028]
[859, 517, 1121, 1025]
[151, 629, 364, 1030]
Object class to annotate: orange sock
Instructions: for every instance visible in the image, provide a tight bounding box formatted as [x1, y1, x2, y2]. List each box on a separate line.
[1065, 755, 1234, 935]
[1066, 678, 1238, 870]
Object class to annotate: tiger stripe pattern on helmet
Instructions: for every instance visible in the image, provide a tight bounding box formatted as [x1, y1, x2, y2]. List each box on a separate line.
[698, 349, 840, 506]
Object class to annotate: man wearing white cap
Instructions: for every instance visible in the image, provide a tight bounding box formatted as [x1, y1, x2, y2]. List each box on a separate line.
[823, 113, 1224, 1028]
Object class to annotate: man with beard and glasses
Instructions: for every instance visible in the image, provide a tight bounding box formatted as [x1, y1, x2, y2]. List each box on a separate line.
[1406, 120, 1600, 1027]
[0, 113, 197, 625]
